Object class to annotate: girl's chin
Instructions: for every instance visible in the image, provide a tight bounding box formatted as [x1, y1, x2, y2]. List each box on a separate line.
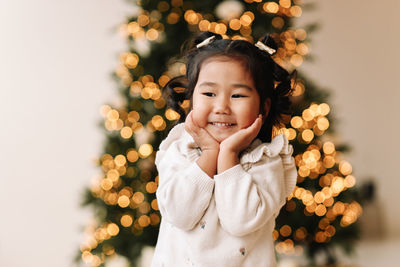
[208, 131, 235, 143]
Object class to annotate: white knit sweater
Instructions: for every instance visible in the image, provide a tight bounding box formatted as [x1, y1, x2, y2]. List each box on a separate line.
[151, 123, 297, 267]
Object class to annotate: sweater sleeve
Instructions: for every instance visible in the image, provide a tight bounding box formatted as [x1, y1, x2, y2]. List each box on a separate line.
[155, 141, 215, 231]
[214, 143, 297, 237]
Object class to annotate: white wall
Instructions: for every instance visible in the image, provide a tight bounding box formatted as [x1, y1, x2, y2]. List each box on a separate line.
[1, 1, 399, 267]
[295, 0, 400, 237]
[0, 0, 130, 266]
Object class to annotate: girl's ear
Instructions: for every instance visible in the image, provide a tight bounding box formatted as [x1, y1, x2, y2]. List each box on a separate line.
[262, 98, 271, 122]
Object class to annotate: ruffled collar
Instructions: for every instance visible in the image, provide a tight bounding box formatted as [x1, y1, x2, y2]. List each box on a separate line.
[239, 134, 286, 164]
[165, 123, 287, 164]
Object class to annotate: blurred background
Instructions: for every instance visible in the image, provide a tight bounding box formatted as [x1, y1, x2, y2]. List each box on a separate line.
[0, 0, 399, 267]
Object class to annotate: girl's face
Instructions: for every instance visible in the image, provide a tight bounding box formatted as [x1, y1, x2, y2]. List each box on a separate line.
[192, 57, 265, 143]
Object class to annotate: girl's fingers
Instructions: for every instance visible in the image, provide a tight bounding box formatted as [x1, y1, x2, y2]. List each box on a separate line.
[244, 116, 262, 137]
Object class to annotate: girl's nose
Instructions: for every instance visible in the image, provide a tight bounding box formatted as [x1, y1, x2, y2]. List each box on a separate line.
[214, 96, 231, 114]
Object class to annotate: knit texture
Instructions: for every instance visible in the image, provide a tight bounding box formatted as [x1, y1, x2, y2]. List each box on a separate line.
[152, 123, 297, 267]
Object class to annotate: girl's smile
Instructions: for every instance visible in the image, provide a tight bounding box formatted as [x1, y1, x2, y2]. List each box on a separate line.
[192, 56, 265, 143]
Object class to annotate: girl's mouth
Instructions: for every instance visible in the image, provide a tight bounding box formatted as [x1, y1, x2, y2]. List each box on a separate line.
[209, 122, 235, 127]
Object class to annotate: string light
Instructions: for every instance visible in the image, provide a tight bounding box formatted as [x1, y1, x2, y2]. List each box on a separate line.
[263, 2, 279, 13]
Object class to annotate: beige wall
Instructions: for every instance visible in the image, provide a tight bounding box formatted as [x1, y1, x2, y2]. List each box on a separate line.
[296, 0, 400, 236]
[0, 0, 130, 266]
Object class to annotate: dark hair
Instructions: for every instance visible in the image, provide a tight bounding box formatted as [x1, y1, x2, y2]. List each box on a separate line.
[163, 31, 296, 142]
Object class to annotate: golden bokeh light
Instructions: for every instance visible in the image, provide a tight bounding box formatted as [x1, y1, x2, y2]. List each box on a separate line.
[290, 54, 303, 66]
[296, 43, 308, 55]
[302, 109, 314, 121]
[279, 0, 291, 9]
[314, 191, 325, 203]
[101, 178, 113, 191]
[294, 227, 307, 241]
[138, 215, 151, 227]
[339, 160, 352, 175]
[272, 229, 279, 240]
[158, 74, 170, 87]
[295, 28, 307, 40]
[280, 225, 292, 237]
[127, 21, 140, 35]
[151, 199, 159, 210]
[121, 214, 133, 227]
[263, 2, 279, 13]
[344, 175, 356, 188]
[331, 177, 345, 194]
[165, 108, 180, 120]
[298, 165, 310, 177]
[317, 117, 329, 131]
[318, 218, 330, 229]
[323, 156, 335, 168]
[167, 12, 180, 24]
[323, 142, 335, 154]
[199, 20, 210, 31]
[146, 29, 159, 41]
[107, 223, 120, 236]
[287, 128, 296, 140]
[127, 110, 140, 122]
[130, 81, 143, 96]
[118, 195, 130, 208]
[322, 187, 333, 198]
[315, 231, 327, 243]
[137, 14, 150, 27]
[289, 5, 302, 17]
[100, 105, 112, 117]
[151, 115, 166, 130]
[215, 23, 227, 35]
[107, 169, 120, 182]
[240, 14, 252, 27]
[325, 225, 336, 237]
[138, 144, 153, 158]
[290, 116, 303, 128]
[323, 197, 334, 207]
[318, 103, 330, 116]
[229, 19, 241, 30]
[139, 202, 151, 214]
[122, 53, 139, 69]
[146, 181, 158, 193]
[114, 155, 127, 167]
[127, 149, 139, 163]
[150, 213, 161, 225]
[107, 109, 119, 122]
[132, 192, 145, 204]
[302, 129, 314, 143]
[315, 204, 327, 216]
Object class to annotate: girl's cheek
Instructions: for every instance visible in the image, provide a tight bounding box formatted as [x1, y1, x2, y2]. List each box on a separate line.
[192, 109, 207, 128]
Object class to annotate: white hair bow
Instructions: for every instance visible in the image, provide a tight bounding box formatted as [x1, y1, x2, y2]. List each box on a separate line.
[255, 41, 276, 55]
[196, 35, 216, 48]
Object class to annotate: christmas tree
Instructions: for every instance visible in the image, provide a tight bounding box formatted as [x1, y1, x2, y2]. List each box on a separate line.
[77, 1, 364, 266]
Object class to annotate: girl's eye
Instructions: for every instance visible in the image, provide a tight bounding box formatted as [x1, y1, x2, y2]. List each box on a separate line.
[202, 92, 215, 97]
[232, 94, 247, 98]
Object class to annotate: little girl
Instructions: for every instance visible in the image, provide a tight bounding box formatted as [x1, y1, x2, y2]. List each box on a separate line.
[151, 31, 298, 267]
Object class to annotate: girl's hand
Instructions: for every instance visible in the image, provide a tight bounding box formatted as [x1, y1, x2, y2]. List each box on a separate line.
[217, 115, 262, 173]
[184, 111, 220, 152]
[219, 115, 262, 156]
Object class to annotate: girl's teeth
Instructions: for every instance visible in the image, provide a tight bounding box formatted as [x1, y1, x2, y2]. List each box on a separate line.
[212, 122, 232, 126]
